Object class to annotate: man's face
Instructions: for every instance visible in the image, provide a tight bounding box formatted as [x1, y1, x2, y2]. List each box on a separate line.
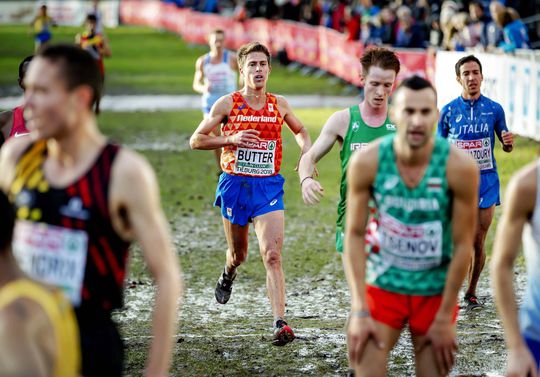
[240, 52, 271, 90]
[208, 33, 225, 52]
[392, 87, 438, 149]
[23, 58, 80, 139]
[86, 20, 97, 33]
[361, 66, 396, 110]
[469, 3, 483, 21]
[457, 61, 483, 97]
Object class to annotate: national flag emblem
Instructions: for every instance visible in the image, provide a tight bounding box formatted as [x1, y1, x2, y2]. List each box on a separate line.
[427, 177, 443, 191]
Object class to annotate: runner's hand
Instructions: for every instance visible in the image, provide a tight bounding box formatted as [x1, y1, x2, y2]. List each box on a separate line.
[506, 346, 538, 377]
[502, 131, 514, 151]
[301, 178, 324, 205]
[228, 130, 260, 147]
[416, 318, 457, 376]
[347, 315, 384, 366]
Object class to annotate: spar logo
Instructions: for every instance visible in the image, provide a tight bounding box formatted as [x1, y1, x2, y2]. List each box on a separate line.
[243, 140, 275, 150]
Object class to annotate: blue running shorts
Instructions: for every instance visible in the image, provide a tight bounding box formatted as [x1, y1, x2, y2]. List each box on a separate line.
[524, 335, 540, 371]
[35, 31, 52, 44]
[479, 172, 500, 209]
[214, 173, 285, 226]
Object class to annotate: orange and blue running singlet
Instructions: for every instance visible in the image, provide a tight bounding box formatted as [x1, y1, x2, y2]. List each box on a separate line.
[221, 92, 284, 177]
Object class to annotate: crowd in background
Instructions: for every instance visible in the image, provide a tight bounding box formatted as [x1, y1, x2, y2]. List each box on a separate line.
[162, 0, 535, 53]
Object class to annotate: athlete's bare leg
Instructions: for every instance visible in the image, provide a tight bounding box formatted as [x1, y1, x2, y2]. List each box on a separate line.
[412, 329, 454, 377]
[253, 210, 285, 318]
[222, 217, 249, 276]
[351, 320, 402, 377]
[466, 205, 495, 297]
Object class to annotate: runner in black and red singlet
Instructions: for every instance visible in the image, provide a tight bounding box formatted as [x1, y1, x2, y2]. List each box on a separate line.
[0, 44, 182, 377]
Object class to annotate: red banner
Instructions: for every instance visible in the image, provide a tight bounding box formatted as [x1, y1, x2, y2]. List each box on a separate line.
[120, 0, 428, 87]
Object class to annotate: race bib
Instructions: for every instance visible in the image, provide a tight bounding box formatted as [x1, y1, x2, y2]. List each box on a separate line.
[234, 140, 276, 176]
[378, 213, 443, 271]
[13, 221, 88, 306]
[453, 138, 493, 170]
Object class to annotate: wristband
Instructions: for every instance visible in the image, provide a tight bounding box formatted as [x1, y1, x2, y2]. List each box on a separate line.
[350, 310, 370, 318]
[300, 176, 313, 186]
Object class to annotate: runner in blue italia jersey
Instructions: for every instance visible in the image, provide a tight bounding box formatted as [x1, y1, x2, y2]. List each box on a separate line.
[438, 55, 514, 312]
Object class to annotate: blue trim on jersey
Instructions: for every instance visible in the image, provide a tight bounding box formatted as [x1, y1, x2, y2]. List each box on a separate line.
[214, 173, 285, 226]
[438, 94, 508, 177]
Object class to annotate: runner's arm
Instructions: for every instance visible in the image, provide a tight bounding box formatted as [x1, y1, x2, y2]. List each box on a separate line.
[0, 137, 33, 192]
[111, 151, 182, 377]
[491, 164, 537, 367]
[422, 147, 477, 374]
[494, 103, 513, 153]
[190, 95, 256, 150]
[344, 145, 382, 363]
[436, 105, 450, 138]
[298, 110, 348, 204]
[192, 56, 207, 94]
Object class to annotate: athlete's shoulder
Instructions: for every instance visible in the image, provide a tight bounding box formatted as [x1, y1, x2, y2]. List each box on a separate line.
[480, 95, 505, 113]
[112, 148, 155, 183]
[348, 138, 381, 183]
[507, 160, 538, 198]
[441, 97, 460, 113]
[326, 107, 350, 126]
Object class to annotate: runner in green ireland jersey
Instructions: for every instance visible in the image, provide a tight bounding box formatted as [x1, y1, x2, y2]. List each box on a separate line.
[344, 76, 479, 377]
[298, 47, 401, 254]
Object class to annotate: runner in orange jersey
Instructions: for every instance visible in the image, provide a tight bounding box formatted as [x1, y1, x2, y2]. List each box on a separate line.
[190, 41, 312, 346]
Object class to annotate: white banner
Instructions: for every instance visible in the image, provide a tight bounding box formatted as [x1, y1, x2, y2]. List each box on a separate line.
[435, 51, 540, 141]
[0, 1, 119, 27]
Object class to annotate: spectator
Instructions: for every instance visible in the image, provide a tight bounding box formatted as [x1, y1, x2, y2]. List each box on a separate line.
[440, 0, 459, 50]
[468, 0, 491, 48]
[486, 0, 505, 50]
[332, 0, 347, 32]
[494, 8, 531, 52]
[394, 5, 426, 48]
[345, 5, 361, 41]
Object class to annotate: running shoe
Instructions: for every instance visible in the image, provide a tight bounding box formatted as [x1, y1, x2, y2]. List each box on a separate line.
[464, 294, 483, 312]
[215, 268, 236, 304]
[272, 319, 295, 346]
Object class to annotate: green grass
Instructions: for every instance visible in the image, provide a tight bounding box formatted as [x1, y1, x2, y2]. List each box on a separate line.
[0, 24, 350, 96]
[96, 109, 539, 376]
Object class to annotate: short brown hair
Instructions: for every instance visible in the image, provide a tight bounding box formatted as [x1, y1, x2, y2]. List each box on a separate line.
[237, 42, 271, 68]
[360, 47, 401, 77]
[209, 29, 225, 37]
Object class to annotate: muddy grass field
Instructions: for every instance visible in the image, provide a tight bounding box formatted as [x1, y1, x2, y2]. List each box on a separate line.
[95, 110, 537, 376]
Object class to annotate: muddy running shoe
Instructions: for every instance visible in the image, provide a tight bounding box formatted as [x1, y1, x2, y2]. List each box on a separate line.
[215, 268, 236, 304]
[464, 294, 483, 312]
[272, 319, 295, 346]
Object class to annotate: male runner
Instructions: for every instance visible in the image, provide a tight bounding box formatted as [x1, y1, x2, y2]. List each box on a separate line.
[0, 190, 80, 377]
[492, 158, 540, 377]
[438, 54, 513, 311]
[75, 14, 111, 81]
[190, 41, 311, 346]
[193, 29, 238, 171]
[298, 47, 400, 254]
[31, 5, 55, 52]
[0, 44, 182, 377]
[0, 55, 33, 147]
[345, 76, 478, 376]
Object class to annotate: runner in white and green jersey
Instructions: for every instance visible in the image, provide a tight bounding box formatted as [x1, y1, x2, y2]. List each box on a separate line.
[298, 47, 400, 254]
[344, 76, 479, 377]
